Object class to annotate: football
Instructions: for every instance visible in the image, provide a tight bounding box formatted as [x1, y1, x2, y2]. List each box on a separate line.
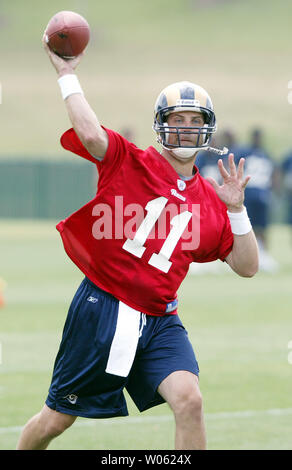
[45, 11, 90, 59]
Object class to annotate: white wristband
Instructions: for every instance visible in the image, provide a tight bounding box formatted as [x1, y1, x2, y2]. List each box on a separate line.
[227, 206, 252, 235]
[57, 74, 84, 100]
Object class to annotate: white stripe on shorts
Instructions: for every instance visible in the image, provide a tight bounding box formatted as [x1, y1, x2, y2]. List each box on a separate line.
[105, 301, 141, 377]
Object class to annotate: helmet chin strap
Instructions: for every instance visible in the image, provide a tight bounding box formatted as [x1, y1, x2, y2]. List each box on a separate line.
[203, 145, 229, 156]
[162, 145, 229, 159]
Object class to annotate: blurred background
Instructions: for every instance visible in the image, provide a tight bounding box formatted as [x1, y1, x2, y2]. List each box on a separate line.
[1, 0, 292, 450]
[1, 0, 292, 221]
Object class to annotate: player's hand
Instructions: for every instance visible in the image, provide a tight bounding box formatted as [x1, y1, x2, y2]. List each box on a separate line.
[42, 31, 84, 77]
[205, 153, 251, 213]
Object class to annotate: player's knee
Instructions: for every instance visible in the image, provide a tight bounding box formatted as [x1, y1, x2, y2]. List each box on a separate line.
[43, 419, 71, 439]
[173, 386, 203, 421]
[38, 408, 75, 439]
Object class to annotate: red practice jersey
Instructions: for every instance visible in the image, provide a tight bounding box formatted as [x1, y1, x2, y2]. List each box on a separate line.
[57, 128, 233, 316]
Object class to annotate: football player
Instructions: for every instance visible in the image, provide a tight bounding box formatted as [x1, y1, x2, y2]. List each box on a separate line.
[17, 37, 259, 451]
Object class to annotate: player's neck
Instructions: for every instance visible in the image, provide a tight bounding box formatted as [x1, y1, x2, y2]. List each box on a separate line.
[160, 148, 197, 177]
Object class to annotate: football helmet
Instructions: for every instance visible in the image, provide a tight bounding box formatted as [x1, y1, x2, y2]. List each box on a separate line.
[153, 81, 226, 158]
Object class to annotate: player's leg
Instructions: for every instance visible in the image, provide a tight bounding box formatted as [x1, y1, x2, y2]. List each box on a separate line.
[17, 278, 130, 450]
[17, 404, 76, 450]
[157, 370, 206, 450]
[126, 313, 204, 449]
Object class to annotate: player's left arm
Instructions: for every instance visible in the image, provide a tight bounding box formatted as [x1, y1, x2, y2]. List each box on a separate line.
[225, 229, 258, 277]
[205, 153, 259, 277]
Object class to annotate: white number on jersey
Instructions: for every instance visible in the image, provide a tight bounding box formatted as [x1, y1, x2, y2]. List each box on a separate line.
[123, 197, 192, 273]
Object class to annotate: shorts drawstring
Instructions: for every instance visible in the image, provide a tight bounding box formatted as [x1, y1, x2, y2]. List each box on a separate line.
[139, 313, 147, 338]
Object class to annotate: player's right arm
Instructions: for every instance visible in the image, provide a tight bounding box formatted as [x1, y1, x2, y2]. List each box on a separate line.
[62, 92, 108, 160]
[42, 33, 108, 160]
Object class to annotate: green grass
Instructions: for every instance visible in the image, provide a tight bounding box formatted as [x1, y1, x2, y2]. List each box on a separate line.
[1, 0, 292, 158]
[0, 220, 292, 449]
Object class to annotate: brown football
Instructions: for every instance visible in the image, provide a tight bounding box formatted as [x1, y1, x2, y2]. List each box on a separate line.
[45, 11, 90, 59]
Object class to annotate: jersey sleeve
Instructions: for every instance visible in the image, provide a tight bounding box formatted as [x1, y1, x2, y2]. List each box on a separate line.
[60, 127, 132, 176]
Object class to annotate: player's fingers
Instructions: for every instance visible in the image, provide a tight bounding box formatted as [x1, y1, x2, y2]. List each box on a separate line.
[42, 29, 49, 46]
[42, 31, 53, 56]
[67, 51, 85, 68]
[77, 51, 85, 59]
[242, 175, 251, 189]
[42, 33, 68, 68]
[42, 30, 61, 60]
[237, 157, 245, 180]
[228, 153, 237, 177]
[218, 159, 229, 180]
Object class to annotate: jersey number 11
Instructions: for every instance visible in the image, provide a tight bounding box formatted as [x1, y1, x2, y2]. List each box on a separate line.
[122, 197, 192, 273]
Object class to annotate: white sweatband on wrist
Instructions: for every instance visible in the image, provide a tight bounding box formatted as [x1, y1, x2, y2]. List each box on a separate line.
[57, 74, 84, 100]
[227, 206, 252, 235]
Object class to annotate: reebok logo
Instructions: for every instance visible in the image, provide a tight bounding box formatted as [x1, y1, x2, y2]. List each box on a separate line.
[87, 296, 99, 303]
[170, 189, 186, 201]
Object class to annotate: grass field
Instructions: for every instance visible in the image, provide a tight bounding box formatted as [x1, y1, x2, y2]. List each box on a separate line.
[1, 0, 292, 158]
[0, 220, 292, 450]
[1, 0, 292, 452]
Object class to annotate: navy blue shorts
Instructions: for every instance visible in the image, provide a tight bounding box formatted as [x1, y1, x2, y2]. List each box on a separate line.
[46, 278, 199, 419]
